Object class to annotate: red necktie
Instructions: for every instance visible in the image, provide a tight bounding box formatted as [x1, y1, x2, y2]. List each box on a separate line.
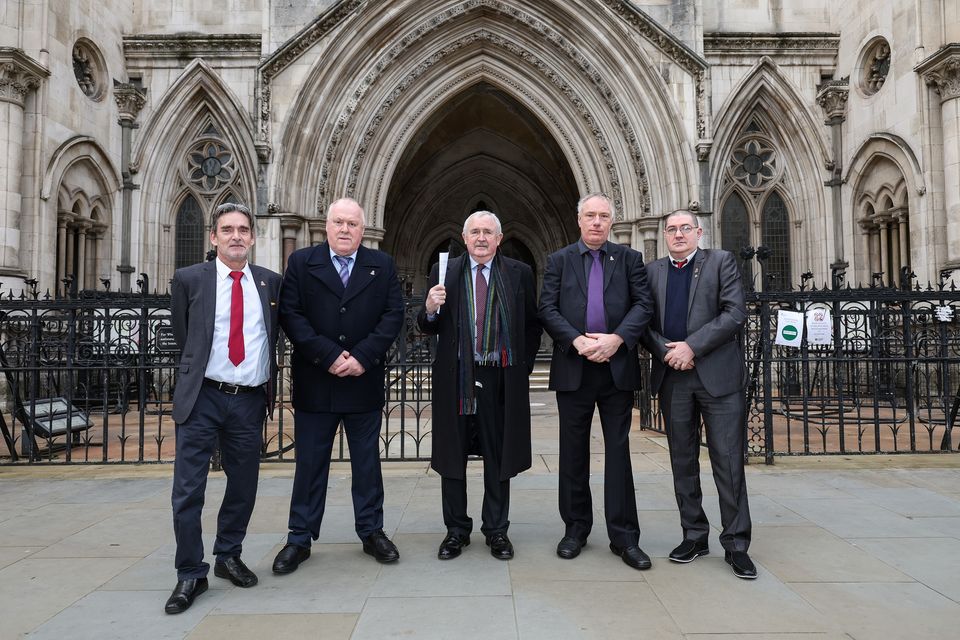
[228, 271, 245, 366]
[475, 264, 487, 353]
[673, 259, 687, 269]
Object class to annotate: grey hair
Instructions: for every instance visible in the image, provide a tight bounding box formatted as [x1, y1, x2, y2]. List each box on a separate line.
[663, 209, 701, 228]
[576, 192, 616, 218]
[462, 210, 502, 235]
[327, 197, 366, 225]
[210, 202, 254, 231]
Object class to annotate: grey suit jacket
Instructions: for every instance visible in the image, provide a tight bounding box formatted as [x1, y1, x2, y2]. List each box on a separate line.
[170, 260, 282, 424]
[642, 248, 747, 397]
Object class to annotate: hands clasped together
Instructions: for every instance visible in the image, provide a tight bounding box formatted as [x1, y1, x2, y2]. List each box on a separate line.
[572, 333, 623, 363]
[663, 340, 695, 371]
[328, 351, 366, 377]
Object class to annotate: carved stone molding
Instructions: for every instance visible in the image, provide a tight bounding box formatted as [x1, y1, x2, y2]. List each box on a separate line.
[916, 44, 960, 103]
[123, 34, 262, 61]
[113, 80, 146, 122]
[0, 47, 48, 107]
[308, 4, 657, 219]
[704, 32, 840, 55]
[816, 79, 849, 123]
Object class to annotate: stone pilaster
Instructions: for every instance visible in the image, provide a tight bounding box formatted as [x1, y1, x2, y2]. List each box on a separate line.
[113, 80, 146, 291]
[816, 79, 849, 273]
[916, 45, 960, 271]
[0, 48, 48, 286]
[636, 217, 662, 261]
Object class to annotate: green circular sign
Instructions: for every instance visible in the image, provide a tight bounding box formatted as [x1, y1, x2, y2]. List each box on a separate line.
[781, 325, 799, 340]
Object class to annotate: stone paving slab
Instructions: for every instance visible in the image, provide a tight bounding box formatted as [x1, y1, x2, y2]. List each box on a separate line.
[2, 404, 959, 639]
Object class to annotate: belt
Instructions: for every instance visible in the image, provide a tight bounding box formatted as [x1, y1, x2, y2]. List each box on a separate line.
[203, 378, 264, 395]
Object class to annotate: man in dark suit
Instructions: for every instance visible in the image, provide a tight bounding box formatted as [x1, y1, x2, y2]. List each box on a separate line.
[641, 209, 755, 579]
[539, 192, 654, 570]
[417, 211, 541, 561]
[166, 203, 282, 614]
[272, 197, 404, 574]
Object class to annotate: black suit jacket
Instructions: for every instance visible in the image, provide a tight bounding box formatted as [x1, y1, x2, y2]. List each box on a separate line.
[538, 241, 653, 392]
[641, 248, 748, 397]
[279, 242, 404, 413]
[417, 254, 542, 480]
[170, 260, 282, 424]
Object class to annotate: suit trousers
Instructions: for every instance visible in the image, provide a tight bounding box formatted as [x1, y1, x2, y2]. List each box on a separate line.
[556, 361, 640, 547]
[660, 369, 751, 551]
[287, 408, 385, 546]
[441, 365, 510, 538]
[172, 384, 265, 580]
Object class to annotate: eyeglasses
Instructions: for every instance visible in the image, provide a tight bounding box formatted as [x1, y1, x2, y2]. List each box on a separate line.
[664, 225, 697, 235]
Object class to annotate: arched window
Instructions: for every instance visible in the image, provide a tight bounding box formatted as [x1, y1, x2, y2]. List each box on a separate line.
[721, 191, 753, 288]
[175, 195, 205, 269]
[762, 192, 791, 291]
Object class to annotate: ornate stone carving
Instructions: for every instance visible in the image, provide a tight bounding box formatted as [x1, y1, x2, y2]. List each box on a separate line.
[730, 135, 778, 190]
[0, 48, 47, 107]
[311, 4, 657, 219]
[113, 80, 146, 122]
[704, 33, 841, 54]
[916, 45, 960, 103]
[816, 79, 849, 123]
[860, 38, 890, 95]
[123, 34, 262, 60]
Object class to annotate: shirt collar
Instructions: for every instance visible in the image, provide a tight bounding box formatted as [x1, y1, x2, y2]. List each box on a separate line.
[215, 257, 252, 280]
[578, 239, 608, 255]
[330, 247, 359, 263]
[671, 248, 698, 266]
[469, 255, 494, 271]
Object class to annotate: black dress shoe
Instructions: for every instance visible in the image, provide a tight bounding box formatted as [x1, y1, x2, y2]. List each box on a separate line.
[362, 530, 400, 563]
[214, 556, 258, 587]
[556, 536, 585, 559]
[272, 543, 310, 575]
[438, 533, 470, 560]
[669, 539, 710, 563]
[725, 550, 758, 579]
[164, 578, 208, 614]
[486, 533, 514, 560]
[609, 543, 652, 570]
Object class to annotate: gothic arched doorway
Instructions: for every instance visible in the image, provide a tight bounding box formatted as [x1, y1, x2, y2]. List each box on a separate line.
[382, 82, 579, 293]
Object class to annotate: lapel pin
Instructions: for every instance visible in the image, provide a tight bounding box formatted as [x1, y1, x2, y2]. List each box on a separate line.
[260, 280, 266, 286]
[609, 256, 614, 261]
[370, 270, 376, 276]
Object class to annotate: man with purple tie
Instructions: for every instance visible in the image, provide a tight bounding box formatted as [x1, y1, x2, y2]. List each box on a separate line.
[538, 193, 654, 570]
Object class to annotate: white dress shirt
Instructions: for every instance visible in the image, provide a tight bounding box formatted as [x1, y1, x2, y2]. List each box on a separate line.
[204, 258, 270, 386]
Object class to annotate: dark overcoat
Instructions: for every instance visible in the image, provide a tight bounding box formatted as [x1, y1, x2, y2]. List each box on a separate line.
[417, 254, 542, 480]
[279, 242, 404, 413]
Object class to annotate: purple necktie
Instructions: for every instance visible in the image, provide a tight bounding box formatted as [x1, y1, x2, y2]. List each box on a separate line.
[334, 255, 351, 287]
[586, 250, 605, 333]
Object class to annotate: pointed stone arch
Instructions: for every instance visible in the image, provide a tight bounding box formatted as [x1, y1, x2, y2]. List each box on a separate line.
[710, 57, 829, 283]
[847, 134, 927, 283]
[265, 0, 700, 245]
[135, 60, 258, 283]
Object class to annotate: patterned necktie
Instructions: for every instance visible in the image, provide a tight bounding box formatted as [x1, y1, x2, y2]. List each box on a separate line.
[673, 258, 687, 269]
[475, 264, 487, 353]
[334, 255, 352, 287]
[228, 271, 245, 366]
[586, 250, 605, 333]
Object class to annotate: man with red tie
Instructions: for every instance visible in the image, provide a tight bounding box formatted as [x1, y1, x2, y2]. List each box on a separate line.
[166, 203, 282, 614]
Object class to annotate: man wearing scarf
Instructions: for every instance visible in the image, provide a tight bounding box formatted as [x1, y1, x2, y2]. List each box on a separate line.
[418, 211, 542, 561]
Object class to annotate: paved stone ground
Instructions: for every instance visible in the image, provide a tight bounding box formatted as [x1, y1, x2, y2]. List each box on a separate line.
[2, 391, 959, 639]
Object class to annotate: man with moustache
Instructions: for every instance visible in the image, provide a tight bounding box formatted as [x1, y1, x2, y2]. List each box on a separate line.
[538, 192, 654, 570]
[641, 209, 755, 579]
[273, 197, 404, 573]
[166, 203, 282, 613]
[418, 211, 541, 561]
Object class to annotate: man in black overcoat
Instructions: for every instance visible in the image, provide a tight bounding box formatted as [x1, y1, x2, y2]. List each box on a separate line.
[418, 211, 541, 560]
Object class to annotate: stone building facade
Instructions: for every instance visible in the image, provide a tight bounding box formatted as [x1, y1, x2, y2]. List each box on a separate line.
[1, 0, 957, 295]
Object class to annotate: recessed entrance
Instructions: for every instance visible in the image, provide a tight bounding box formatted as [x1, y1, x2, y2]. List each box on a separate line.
[382, 82, 579, 293]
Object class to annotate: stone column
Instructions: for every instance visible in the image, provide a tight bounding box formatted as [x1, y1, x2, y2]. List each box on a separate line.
[636, 217, 662, 261]
[895, 207, 910, 269]
[113, 80, 146, 292]
[611, 221, 633, 247]
[816, 80, 849, 274]
[75, 222, 88, 290]
[363, 227, 384, 250]
[917, 45, 960, 271]
[308, 219, 326, 246]
[280, 215, 302, 271]
[0, 49, 47, 291]
[56, 214, 68, 286]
